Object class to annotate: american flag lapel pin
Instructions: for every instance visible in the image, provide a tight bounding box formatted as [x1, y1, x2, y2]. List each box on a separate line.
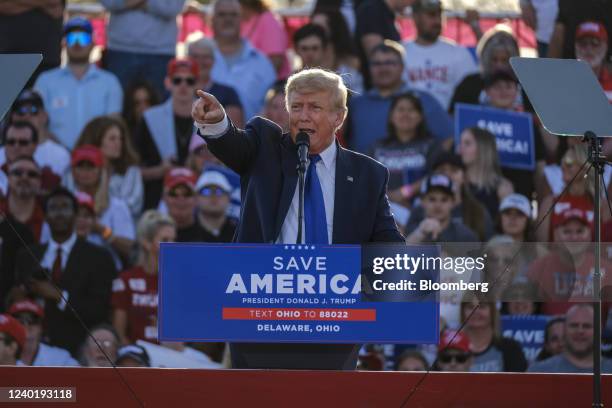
[347, 176, 354, 182]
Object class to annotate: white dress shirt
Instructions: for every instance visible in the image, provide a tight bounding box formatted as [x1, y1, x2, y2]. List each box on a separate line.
[195, 115, 336, 244]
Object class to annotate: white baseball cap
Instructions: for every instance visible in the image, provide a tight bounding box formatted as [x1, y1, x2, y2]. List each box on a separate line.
[499, 194, 531, 217]
[196, 170, 232, 194]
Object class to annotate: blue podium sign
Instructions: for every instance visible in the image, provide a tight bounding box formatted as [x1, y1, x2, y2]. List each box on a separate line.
[158, 243, 439, 344]
[455, 103, 536, 170]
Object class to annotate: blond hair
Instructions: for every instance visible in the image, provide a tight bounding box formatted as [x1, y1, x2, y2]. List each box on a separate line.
[285, 68, 348, 118]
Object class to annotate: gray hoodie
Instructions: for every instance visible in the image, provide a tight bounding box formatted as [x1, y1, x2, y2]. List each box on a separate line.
[100, 0, 186, 55]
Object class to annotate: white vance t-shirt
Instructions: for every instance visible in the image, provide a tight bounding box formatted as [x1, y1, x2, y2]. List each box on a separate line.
[403, 38, 478, 110]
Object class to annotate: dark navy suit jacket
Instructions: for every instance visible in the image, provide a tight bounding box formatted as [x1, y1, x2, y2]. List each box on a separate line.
[202, 116, 405, 245]
[200, 116, 404, 370]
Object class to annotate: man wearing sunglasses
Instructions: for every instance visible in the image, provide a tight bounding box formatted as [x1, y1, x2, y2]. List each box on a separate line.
[8, 299, 78, 367]
[1, 121, 61, 196]
[194, 170, 236, 243]
[162, 167, 199, 242]
[0, 155, 45, 243]
[34, 17, 123, 150]
[4, 89, 70, 178]
[435, 330, 473, 372]
[137, 58, 201, 210]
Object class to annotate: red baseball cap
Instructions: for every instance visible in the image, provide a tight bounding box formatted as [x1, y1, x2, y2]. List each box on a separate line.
[75, 191, 95, 214]
[558, 207, 593, 228]
[9, 299, 44, 318]
[164, 167, 197, 191]
[0, 314, 26, 349]
[71, 144, 104, 167]
[576, 21, 608, 42]
[438, 330, 471, 353]
[167, 57, 200, 78]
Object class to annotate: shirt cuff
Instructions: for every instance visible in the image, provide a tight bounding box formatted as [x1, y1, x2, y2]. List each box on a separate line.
[58, 290, 69, 311]
[194, 115, 229, 139]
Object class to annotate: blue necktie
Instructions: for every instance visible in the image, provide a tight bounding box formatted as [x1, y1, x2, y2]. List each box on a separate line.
[304, 154, 328, 244]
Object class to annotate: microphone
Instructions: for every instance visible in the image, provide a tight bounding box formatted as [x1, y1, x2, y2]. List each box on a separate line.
[296, 131, 310, 172]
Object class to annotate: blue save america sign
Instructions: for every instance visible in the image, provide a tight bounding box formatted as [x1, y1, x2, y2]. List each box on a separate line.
[158, 243, 439, 344]
[501, 315, 549, 363]
[455, 103, 536, 170]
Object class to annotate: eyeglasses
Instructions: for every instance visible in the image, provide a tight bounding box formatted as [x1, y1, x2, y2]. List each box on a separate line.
[66, 31, 92, 47]
[9, 169, 41, 179]
[576, 37, 603, 48]
[168, 189, 194, 198]
[15, 314, 42, 326]
[5, 138, 32, 147]
[15, 105, 40, 116]
[200, 186, 227, 197]
[370, 60, 400, 67]
[438, 352, 470, 364]
[172, 77, 196, 86]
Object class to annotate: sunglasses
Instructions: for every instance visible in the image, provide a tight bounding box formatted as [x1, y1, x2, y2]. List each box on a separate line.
[168, 189, 194, 198]
[172, 76, 196, 86]
[66, 31, 92, 47]
[15, 105, 40, 115]
[9, 169, 41, 178]
[5, 138, 32, 147]
[15, 314, 42, 326]
[438, 352, 470, 364]
[200, 186, 227, 197]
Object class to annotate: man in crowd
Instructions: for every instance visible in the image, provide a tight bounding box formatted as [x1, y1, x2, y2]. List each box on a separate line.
[347, 40, 452, 153]
[100, 0, 186, 97]
[210, 0, 276, 121]
[162, 167, 200, 242]
[137, 58, 200, 209]
[293, 23, 328, 70]
[436, 330, 474, 372]
[1, 121, 60, 195]
[193, 67, 405, 369]
[187, 34, 244, 127]
[0, 314, 26, 366]
[9, 299, 78, 366]
[195, 170, 237, 243]
[406, 174, 478, 243]
[79, 324, 119, 367]
[574, 21, 612, 103]
[34, 17, 123, 150]
[403, 0, 478, 110]
[3, 89, 70, 178]
[355, 0, 413, 88]
[0, 156, 45, 241]
[528, 305, 612, 372]
[15, 187, 117, 355]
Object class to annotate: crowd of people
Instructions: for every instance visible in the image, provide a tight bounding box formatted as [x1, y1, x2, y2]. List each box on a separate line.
[0, 0, 612, 373]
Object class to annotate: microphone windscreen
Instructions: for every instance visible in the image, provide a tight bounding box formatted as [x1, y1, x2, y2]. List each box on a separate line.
[296, 131, 310, 147]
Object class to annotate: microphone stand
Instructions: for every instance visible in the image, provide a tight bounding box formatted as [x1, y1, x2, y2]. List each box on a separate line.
[296, 158, 307, 245]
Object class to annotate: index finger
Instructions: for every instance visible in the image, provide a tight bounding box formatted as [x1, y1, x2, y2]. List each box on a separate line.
[196, 90, 217, 104]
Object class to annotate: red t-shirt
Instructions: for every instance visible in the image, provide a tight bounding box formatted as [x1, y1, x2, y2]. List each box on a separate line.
[111, 266, 159, 344]
[527, 250, 612, 317]
[599, 66, 612, 103]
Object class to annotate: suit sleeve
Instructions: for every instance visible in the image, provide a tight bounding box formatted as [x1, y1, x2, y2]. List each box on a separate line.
[370, 167, 405, 243]
[200, 118, 269, 176]
[68, 249, 117, 326]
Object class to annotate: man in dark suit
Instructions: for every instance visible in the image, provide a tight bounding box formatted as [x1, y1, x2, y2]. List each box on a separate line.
[14, 187, 117, 356]
[192, 68, 405, 370]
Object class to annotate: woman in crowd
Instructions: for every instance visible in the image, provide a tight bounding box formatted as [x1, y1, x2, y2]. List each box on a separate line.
[310, 6, 363, 93]
[496, 193, 534, 242]
[459, 127, 513, 219]
[395, 349, 429, 371]
[449, 24, 520, 113]
[372, 92, 440, 209]
[74, 115, 143, 219]
[460, 291, 527, 372]
[122, 80, 159, 139]
[78, 324, 120, 367]
[239, 0, 290, 78]
[112, 210, 176, 345]
[63, 145, 135, 266]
